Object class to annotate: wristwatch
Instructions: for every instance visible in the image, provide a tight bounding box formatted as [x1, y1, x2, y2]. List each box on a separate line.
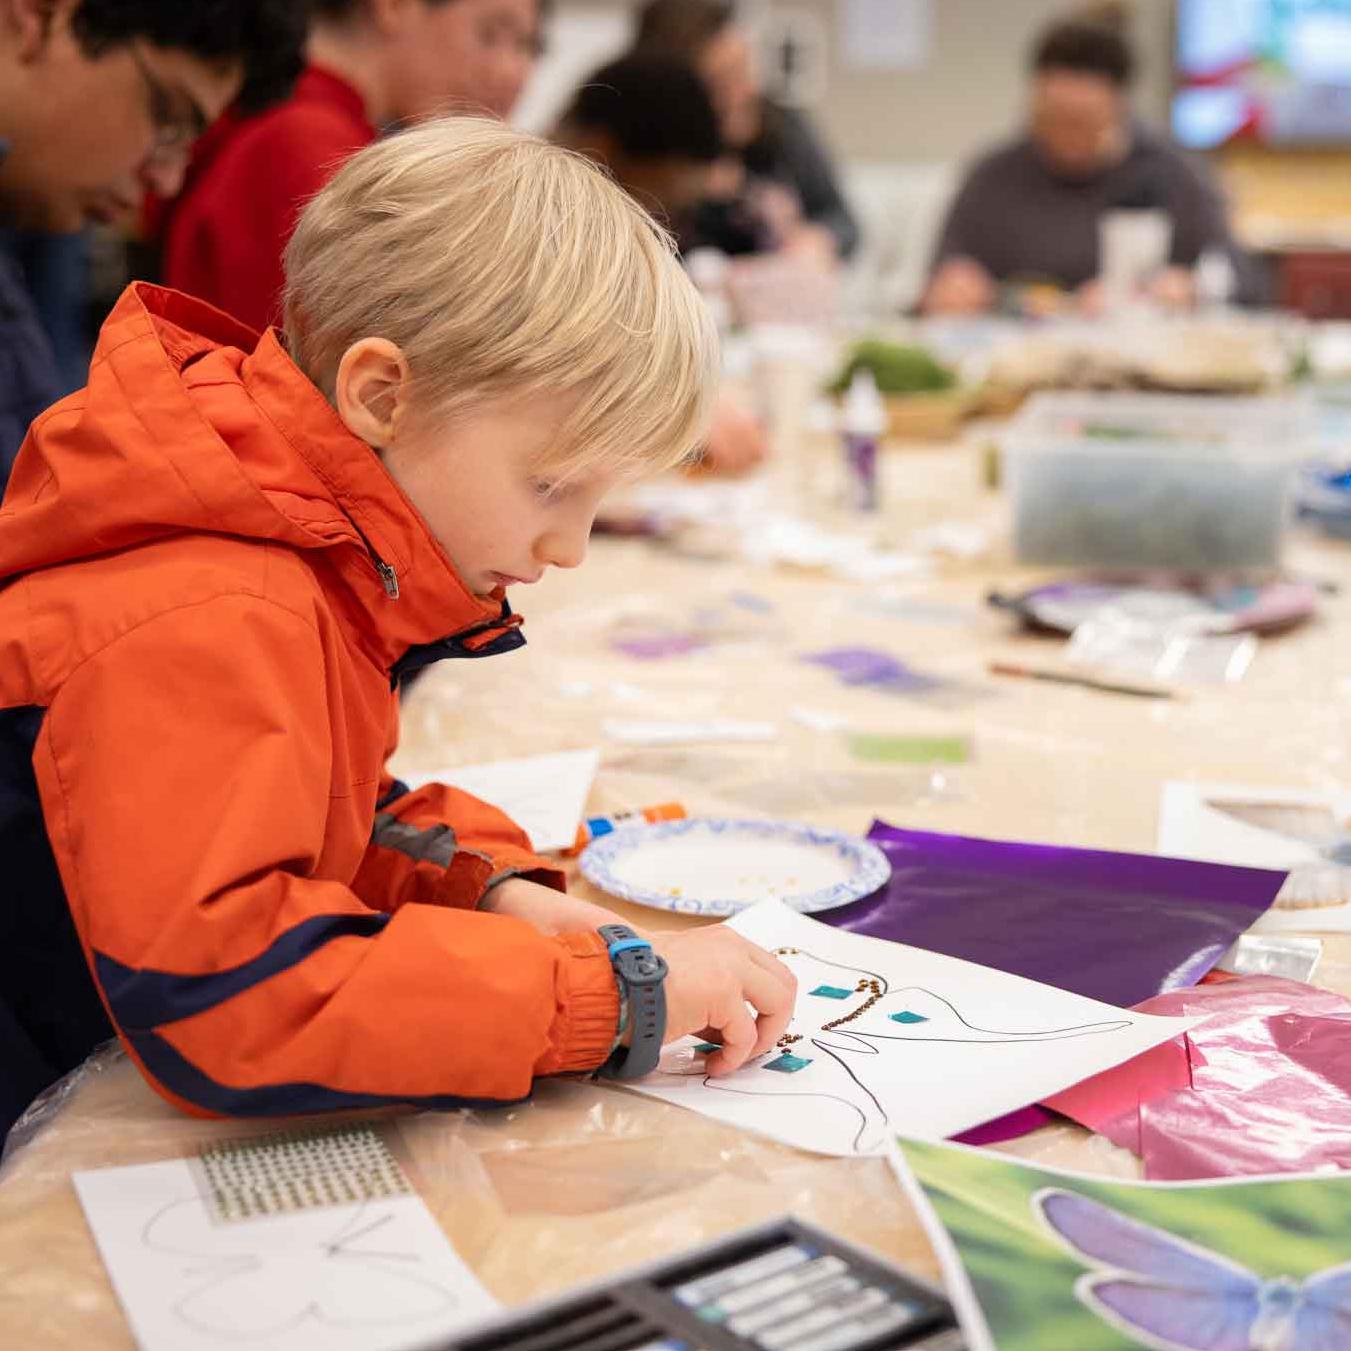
[597, 925, 668, 1080]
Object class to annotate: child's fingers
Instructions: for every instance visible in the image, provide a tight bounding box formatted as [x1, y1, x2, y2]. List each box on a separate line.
[743, 942, 798, 998]
[740, 962, 796, 1055]
[704, 1002, 759, 1076]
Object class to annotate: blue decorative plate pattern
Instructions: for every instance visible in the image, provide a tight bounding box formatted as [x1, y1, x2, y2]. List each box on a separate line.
[580, 817, 892, 917]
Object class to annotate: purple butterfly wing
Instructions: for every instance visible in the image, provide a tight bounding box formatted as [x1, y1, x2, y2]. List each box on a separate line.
[1082, 1276, 1261, 1351]
[1035, 1190, 1263, 1351]
[1036, 1190, 1260, 1287]
[1294, 1262, 1351, 1351]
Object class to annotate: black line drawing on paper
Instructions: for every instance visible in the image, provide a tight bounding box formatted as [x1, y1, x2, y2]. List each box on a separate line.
[654, 947, 1133, 1155]
[142, 1192, 463, 1340]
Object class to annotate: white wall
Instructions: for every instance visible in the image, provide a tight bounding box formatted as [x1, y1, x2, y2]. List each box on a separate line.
[522, 0, 1177, 162]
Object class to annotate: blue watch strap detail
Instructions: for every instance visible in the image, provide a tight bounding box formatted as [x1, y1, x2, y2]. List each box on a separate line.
[597, 924, 667, 1081]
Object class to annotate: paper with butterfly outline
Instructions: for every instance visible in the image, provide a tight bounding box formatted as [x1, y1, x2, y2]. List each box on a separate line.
[73, 1126, 497, 1351]
[623, 899, 1194, 1156]
[892, 1135, 1351, 1351]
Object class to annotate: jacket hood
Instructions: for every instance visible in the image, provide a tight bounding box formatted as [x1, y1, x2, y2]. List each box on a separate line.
[0, 283, 519, 670]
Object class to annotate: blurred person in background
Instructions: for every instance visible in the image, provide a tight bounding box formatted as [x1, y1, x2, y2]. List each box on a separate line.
[554, 53, 723, 232]
[923, 5, 1251, 316]
[157, 0, 546, 333]
[633, 0, 858, 267]
[556, 53, 767, 477]
[0, 0, 304, 490]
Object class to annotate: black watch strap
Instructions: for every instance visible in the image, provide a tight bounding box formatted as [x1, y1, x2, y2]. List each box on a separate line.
[598, 924, 667, 1081]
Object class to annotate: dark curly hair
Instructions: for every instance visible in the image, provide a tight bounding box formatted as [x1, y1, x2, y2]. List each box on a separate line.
[70, 0, 307, 113]
[1032, 14, 1135, 88]
[565, 55, 722, 162]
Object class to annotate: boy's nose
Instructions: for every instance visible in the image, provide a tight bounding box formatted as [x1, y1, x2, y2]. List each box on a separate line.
[537, 525, 588, 571]
[139, 154, 189, 201]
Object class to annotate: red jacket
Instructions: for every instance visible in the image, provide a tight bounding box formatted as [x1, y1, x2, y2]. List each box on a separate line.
[0, 284, 620, 1125]
[160, 66, 376, 331]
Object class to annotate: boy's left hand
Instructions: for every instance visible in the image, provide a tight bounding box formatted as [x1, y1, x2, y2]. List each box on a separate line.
[481, 876, 632, 936]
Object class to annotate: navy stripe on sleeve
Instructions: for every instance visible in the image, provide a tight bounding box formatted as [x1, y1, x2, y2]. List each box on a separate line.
[122, 1024, 531, 1117]
[93, 913, 389, 1031]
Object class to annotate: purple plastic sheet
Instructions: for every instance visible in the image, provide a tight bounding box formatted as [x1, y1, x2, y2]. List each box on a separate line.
[827, 822, 1283, 1147]
[800, 648, 947, 695]
[825, 822, 1284, 1008]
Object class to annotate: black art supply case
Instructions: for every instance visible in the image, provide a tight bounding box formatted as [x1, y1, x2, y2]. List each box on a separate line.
[422, 1218, 964, 1351]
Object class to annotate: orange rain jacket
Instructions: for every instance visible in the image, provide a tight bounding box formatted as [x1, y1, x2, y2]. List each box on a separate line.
[0, 284, 620, 1140]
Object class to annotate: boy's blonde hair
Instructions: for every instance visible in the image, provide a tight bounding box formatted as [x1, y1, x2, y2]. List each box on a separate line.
[284, 116, 719, 477]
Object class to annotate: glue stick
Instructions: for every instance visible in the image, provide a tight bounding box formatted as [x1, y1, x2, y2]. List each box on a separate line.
[568, 803, 686, 854]
[841, 368, 885, 512]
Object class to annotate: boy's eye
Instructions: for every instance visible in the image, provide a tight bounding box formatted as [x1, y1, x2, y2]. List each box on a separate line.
[531, 478, 559, 499]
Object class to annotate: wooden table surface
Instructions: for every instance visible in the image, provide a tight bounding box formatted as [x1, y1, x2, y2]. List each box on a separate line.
[3, 432, 1349, 1348]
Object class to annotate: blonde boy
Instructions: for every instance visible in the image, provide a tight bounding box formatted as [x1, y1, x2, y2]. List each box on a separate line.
[0, 118, 794, 1142]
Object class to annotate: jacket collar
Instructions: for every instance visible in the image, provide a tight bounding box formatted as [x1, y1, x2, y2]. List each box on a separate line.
[240, 328, 523, 673]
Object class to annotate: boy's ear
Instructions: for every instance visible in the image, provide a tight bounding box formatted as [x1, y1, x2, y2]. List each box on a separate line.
[334, 338, 411, 449]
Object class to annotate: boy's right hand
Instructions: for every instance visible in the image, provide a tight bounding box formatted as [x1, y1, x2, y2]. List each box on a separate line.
[649, 928, 797, 1077]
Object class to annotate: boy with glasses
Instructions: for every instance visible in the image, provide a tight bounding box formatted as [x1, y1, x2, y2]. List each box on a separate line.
[0, 0, 306, 487]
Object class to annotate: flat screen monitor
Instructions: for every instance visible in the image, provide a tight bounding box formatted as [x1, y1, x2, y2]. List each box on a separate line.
[1174, 0, 1351, 148]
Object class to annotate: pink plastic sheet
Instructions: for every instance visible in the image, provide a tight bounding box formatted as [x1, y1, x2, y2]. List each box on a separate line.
[1066, 976, 1351, 1179]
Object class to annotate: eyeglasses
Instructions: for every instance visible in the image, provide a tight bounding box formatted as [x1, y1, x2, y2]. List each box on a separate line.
[129, 43, 208, 165]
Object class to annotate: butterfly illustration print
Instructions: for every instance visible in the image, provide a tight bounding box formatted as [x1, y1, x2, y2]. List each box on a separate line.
[1034, 1187, 1351, 1351]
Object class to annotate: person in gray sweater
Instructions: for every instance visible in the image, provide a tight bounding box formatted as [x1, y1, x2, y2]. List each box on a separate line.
[923, 12, 1253, 315]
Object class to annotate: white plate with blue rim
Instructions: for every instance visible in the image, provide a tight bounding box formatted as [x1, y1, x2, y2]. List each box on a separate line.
[580, 817, 892, 917]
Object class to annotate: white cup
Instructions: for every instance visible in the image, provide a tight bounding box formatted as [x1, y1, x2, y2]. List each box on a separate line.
[1099, 209, 1173, 312]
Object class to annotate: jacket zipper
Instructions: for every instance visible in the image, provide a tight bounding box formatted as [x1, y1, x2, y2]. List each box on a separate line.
[374, 558, 399, 599]
[350, 522, 400, 598]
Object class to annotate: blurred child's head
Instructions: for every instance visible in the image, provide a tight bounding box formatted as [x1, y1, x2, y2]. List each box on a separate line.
[284, 116, 718, 597]
[634, 0, 761, 150]
[312, 0, 544, 123]
[554, 54, 722, 224]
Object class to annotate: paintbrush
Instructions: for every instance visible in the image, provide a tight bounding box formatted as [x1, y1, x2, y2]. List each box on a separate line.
[989, 659, 1182, 700]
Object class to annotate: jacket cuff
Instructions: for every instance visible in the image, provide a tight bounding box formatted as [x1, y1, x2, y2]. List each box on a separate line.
[481, 853, 567, 900]
[539, 930, 622, 1075]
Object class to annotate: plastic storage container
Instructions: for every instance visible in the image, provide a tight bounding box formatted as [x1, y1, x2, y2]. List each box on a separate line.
[1001, 392, 1310, 571]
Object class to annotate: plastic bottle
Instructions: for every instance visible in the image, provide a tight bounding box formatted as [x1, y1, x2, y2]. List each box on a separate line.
[841, 368, 886, 512]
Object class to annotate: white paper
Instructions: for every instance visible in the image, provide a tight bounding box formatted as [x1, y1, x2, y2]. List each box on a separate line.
[603, 719, 778, 746]
[1158, 781, 1351, 932]
[626, 900, 1195, 1156]
[404, 749, 599, 853]
[840, 0, 933, 71]
[75, 1141, 496, 1351]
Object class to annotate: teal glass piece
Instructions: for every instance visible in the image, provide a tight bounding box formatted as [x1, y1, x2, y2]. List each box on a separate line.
[764, 1053, 813, 1073]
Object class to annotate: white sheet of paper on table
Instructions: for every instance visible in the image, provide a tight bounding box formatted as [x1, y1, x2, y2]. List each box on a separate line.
[402, 748, 599, 854]
[74, 1141, 497, 1351]
[623, 899, 1195, 1157]
[1158, 780, 1351, 932]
